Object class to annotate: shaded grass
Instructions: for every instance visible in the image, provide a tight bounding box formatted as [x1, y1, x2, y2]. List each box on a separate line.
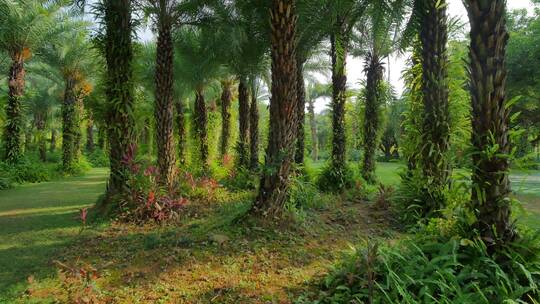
[0, 168, 108, 301]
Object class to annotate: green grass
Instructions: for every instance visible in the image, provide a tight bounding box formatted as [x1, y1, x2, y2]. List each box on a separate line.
[0, 168, 108, 300]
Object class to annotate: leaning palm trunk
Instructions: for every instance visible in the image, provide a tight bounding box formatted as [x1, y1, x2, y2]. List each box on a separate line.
[104, 0, 136, 199]
[295, 58, 306, 165]
[251, 0, 298, 217]
[237, 79, 250, 168]
[220, 81, 232, 159]
[3, 55, 25, 163]
[62, 76, 77, 172]
[420, 0, 451, 211]
[154, 20, 176, 188]
[50, 129, 57, 152]
[330, 28, 348, 175]
[362, 51, 384, 183]
[194, 88, 209, 172]
[249, 92, 259, 170]
[465, 0, 516, 248]
[175, 99, 186, 165]
[307, 98, 318, 161]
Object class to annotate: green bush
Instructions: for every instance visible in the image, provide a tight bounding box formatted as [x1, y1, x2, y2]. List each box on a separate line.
[0, 160, 54, 184]
[86, 148, 109, 167]
[317, 163, 356, 193]
[300, 232, 540, 304]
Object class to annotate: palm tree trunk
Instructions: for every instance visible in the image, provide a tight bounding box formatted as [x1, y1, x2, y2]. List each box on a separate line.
[251, 0, 298, 217]
[62, 76, 77, 172]
[3, 55, 25, 163]
[74, 98, 83, 160]
[50, 129, 57, 153]
[104, 0, 136, 199]
[295, 58, 306, 165]
[307, 98, 318, 161]
[220, 81, 232, 159]
[330, 28, 348, 175]
[249, 90, 259, 170]
[97, 126, 105, 150]
[420, 0, 451, 208]
[36, 113, 47, 162]
[362, 51, 384, 183]
[194, 88, 208, 172]
[237, 79, 250, 168]
[465, 0, 516, 248]
[86, 112, 95, 153]
[154, 19, 176, 188]
[175, 99, 186, 165]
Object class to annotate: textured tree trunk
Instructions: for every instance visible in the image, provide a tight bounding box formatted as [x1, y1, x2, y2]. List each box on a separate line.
[330, 28, 348, 174]
[36, 114, 47, 162]
[3, 55, 25, 163]
[307, 98, 318, 161]
[362, 51, 384, 183]
[295, 58, 306, 165]
[420, 0, 451, 206]
[237, 79, 250, 168]
[74, 98, 83, 160]
[97, 126, 105, 150]
[251, 0, 298, 217]
[154, 19, 176, 188]
[194, 88, 209, 171]
[249, 90, 259, 170]
[220, 81, 232, 159]
[465, 0, 516, 248]
[50, 129, 57, 153]
[175, 99, 186, 165]
[104, 0, 136, 199]
[86, 112, 95, 153]
[24, 127, 33, 153]
[62, 76, 77, 172]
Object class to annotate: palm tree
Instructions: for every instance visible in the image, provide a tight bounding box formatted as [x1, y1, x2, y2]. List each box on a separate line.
[39, 22, 94, 172]
[249, 76, 261, 170]
[305, 82, 331, 161]
[26, 88, 55, 162]
[219, 77, 234, 159]
[147, 0, 179, 188]
[355, 0, 408, 183]
[251, 0, 298, 217]
[174, 27, 223, 173]
[464, 0, 516, 248]
[237, 78, 250, 167]
[0, 0, 61, 163]
[418, 0, 451, 209]
[98, 0, 137, 199]
[323, 0, 368, 186]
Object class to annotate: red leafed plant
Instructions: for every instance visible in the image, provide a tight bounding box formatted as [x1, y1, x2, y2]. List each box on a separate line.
[54, 260, 102, 304]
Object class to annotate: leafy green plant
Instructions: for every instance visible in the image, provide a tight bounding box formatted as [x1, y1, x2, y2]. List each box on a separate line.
[86, 148, 109, 167]
[317, 163, 356, 193]
[301, 232, 540, 304]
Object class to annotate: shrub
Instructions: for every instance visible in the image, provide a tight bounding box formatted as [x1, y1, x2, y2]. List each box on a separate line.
[86, 148, 109, 167]
[317, 163, 356, 193]
[222, 167, 258, 191]
[0, 159, 54, 185]
[301, 232, 540, 304]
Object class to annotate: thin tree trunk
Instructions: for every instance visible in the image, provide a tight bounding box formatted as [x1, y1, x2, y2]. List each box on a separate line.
[104, 0, 136, 200]
[249, 90, 259, 170]
[74, 97, 83, 160]
[194, 88, 208, 172]
[154, 19, 176, 188]
[220, 81, 232, 159]
[465, 0, 516, 248]
[36, 114, 47, 162]
[237, 79, 250, 168]
[62, 76, 77, 171]
[50, 129, 57, 153]
[175, 99, 186, 165]
[251, 0, 298, 217]
[362, 51, 384, 183]
[295, 58, 306, 165]
[3, 55, 25, 163]
[330, 28, 348, 175]
[86, 112, 95, 153]
[420, 0, 451, 208]
[307, 98, 318, 161]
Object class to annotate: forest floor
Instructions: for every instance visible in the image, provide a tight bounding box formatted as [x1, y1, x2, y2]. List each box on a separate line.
[1, 163, 539, 303]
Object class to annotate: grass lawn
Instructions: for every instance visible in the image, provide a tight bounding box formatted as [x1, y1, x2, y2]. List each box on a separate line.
[0, 168, 108, 301]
